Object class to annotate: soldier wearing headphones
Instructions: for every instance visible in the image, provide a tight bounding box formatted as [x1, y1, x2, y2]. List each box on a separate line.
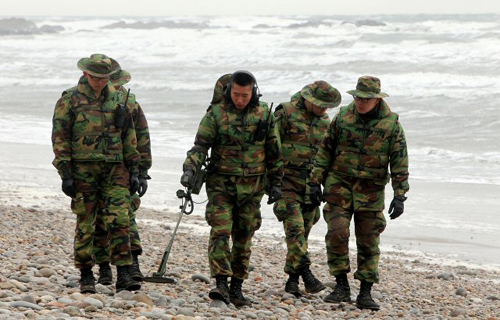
[181, 71, 283, 307]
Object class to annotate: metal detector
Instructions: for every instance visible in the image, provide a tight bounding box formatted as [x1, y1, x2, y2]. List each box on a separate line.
[143, 188, 194, 283]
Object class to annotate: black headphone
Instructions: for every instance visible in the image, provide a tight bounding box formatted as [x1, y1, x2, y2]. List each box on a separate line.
[224, 70, 261, 106]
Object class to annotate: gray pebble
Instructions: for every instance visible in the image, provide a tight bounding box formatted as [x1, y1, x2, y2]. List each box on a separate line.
[487, 295, 499, 301]
[39, 268, 57, 278]
[470, 297, 483, 304]
[177, 307, 196, 317]
[83, 297, 103, 309]
[8, 280, 28, 292]
[437, 273, 455, 281]
[9, 301, 42, 310]
[62, 306, 82, 317]
[244, 311, 258, 319]
[171, 298, 186, 306]
[21, 294, 37, 304]
[210, 299, 228, 309]
[115, 290, 134, 300]
[95, 283, 114, 295]
[274, 307, 289, 315]
[191, 274, 210, 284]
[57, 297, 74, 305]
[66, 275, 80, 281]
[110, 299, 126, 309]
[455, 287, 467, 297]
[281, 293, 297, 300]
[65, 280, 78, 288]
[450, 308, 466, 317]
[0, 309, 12, 315]
[372, 291, 383, 300]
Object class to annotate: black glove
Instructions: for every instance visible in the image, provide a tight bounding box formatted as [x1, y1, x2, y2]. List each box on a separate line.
[61, 178, 76, 198]
[389, 195, 406, 220]
[267, 185, 281, 204]
[180, 170, 194, 188]
[309, 183, 324, 207]
[138, 177, 148, 197]
[130, 173, 139, 195]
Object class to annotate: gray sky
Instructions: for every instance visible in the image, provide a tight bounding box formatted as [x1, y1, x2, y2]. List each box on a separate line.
[0, 0, 497, 16]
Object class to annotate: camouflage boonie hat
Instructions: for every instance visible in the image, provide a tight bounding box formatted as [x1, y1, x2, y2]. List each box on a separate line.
[77, 53, 120, 78]
[110, 69, 132, 86]
[211, 73, 232, 104]
[300, 80, 341, 109]
[347, 76, 389, 98]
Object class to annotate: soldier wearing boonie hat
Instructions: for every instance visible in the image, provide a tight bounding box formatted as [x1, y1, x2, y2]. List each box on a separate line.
[309, 75, 409, 310]
[273, 80, 341, 297]
[51, 53, 141, 294]
[93, 61, 152, 286]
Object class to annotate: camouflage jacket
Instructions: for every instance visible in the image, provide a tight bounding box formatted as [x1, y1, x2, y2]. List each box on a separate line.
[310, 100, 409, 197]
[117, 87, 152, 179]
[275, 92, 331, 202]
[276, 92, 331, 170]
[51, 76, 139, 179]
[183, 100, 283, 187]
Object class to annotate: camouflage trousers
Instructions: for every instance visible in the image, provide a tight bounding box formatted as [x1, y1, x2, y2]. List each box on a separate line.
[273, 192, 320, 274]
[70, 161, 133, 269]
[94, 193, 142, 265]
[205, 173, 264, 279]
[323, 174, 387, 283]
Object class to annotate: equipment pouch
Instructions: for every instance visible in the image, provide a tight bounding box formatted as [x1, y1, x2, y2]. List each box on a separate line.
[191, 167, 207, 195]
[115, 104, 126, 129]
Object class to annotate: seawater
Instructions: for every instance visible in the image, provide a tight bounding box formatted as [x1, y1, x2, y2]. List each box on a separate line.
[0, 14, 499, 265]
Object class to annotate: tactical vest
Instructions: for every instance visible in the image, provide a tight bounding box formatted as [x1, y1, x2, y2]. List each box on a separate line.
[66, 87, 125, 162]
[210, 102, 269, 176]
[279, 102, 330, 170]
[331, 101, 398, 181]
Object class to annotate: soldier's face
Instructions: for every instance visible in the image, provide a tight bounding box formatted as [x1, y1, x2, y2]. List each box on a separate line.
[355, 97, 380, 114]
[84, 72, 109, 93]
[230, 83, 253, 109]
[304, 100, 327, 116]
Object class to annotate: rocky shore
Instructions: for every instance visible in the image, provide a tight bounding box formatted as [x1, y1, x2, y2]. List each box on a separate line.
[0, 203, 499, 319]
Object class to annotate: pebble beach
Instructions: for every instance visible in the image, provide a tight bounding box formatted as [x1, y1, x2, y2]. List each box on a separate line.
[1, 200, 499, 320]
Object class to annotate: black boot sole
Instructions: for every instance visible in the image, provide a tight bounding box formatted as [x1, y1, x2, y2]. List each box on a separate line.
[356, 303, 380, 311]
[285, 289, 302, 298]
[209, 289, 230, 304]
[80, 286, 96, 294]
[305, 284, 326, 294]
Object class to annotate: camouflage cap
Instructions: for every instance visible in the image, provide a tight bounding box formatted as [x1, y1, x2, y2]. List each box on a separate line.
[347, 76, 389, 98]
[300, 80, 341, 109]
[77, 53, 120, 78]
[211, 73, 232, 104]
[110, 69, 132, 86]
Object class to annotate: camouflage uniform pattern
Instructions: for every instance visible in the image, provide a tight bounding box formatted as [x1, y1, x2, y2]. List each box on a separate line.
[310, 97, 409, 283]
[183, 97, 283, 279]
[273, 81, 340, 274]
[94, 86, 152, 262]
[52, 74, 139, 268]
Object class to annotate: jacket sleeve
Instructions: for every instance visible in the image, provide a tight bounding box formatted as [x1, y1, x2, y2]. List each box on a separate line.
[51, 94, 74, 179]
[265, 112, 284, 187]
[183, 110, 217, 175]
[309, 115, 338, 185]
[122, 109, 140, 175]
[134, 102, 152, 179]
[389, 121, 410, 197]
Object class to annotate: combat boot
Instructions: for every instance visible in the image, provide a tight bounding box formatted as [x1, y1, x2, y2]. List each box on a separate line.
[285, 273, 301, 297]
[324, 273, 351, 303]
[301, 266, 326, 294]
[209, 275, 230, 304]
[229, 277, 251, 307]
[79, 268, 96, 294]
[97, 262, 113, 285]
[356, 280, 380, 310]
[116, 265, 141, 292]
[131, 254, 144, 282]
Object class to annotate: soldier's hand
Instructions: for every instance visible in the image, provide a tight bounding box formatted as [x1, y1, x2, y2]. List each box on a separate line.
[138, 177, 148, 197]
[309, 183, 324, 207]
[389, 195, 406, 220]
[180, 170, 194, 188]
[267, 185, 281, 204]
[130, 174, 140, 195]
[61, 178, 77, 198]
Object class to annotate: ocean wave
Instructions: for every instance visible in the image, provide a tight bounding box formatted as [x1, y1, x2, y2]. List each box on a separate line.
[410, 147, 500, 165]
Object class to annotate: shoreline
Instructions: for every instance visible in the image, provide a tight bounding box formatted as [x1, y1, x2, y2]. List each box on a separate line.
[1, 203, 499, 319]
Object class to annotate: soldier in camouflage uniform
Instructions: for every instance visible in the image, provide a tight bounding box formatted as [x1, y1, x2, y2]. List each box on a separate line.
[93, 65, 152, 285]
[273, 81, 341, 297]
[51, 54, 141, 293]
[309, 76, 409, 310]
[181, 71, 283, 307]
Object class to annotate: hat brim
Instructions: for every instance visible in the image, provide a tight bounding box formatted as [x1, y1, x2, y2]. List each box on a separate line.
[347, 90, 388, 98]
[110, 70, 131, 86]
[301, 88, 342, 109]
[77, 58, 118, 78]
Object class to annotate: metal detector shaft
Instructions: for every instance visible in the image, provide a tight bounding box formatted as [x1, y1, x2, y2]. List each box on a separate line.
[151, 189, 193, 278]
